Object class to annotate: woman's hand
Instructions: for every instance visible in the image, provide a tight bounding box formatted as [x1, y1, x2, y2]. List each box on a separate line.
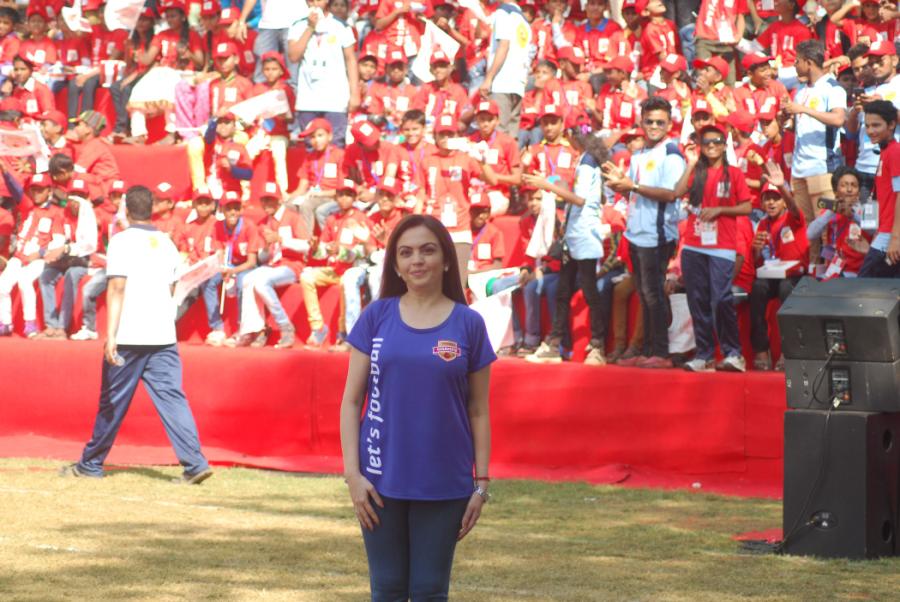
[346, 473, 384, 531]
[458, 491, 485, 541]
[762, 160, 785, 188]
[699, 206, 721, 222]
[683, 142, 699, 166]
[521, 173, 548, 190]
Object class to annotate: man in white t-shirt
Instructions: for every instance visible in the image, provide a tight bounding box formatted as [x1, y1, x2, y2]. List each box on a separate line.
[480, 0, 532, 138]
[288, 0, 359, 147]
[233, 0, 309, 87]
[60, 186, 212, 485]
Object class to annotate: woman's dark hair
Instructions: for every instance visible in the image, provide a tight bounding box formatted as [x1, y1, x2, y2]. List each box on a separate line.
[125, 185, 154, 221]
[380, 214, 467, 304]
[831, 165, 861, 191]
[536, 59, 557, 72]
[689, 126, 731, 208]
[131, 12, 155, 50]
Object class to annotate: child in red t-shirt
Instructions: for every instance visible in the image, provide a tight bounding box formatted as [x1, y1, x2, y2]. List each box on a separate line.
[19, 5, 57, 78]
[246, 52, 295, 193]
[468, 99, 522, 215]
[672, 124, 753, 372]
[395, 109, 435, 208]
[189, 112, 253, 200]
[519, 60, 562, 147]
[0, 7, 20, 66]
[521, 104, 578, 191]
[369, 46, 419, 132]
[412, 49, 468, 127]
[290, 118, 347, 232]
[9, 55, 55, 121]
[638, 0, 681, 81]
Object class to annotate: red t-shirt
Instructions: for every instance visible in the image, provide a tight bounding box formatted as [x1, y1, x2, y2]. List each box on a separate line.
[182, 216, 218, 263]
[520, 79, 563, 131]
[755, 20, 813, 68]
[368, 80, 418, 127]
[467, 129, 520, 194]
[15, 203, 65, 261]
[151, 29, 205, 70]
[258, 205, 309, 277]
[344, 141, 400, 189]
[578, 19, 623, 70]
[822, 212, 870, 276]
[469, 222, 505, 271]
[19, 38, 58, 68]
[12, 80, 55, 120]
[524, 141, 578, 191]
[639, 19, 680, 78]
[209, 73, 254, 117]
[695, 0, 749, 42]
[396, 141, 435, 195]
[0, 33, 20, 63]
[299, 145, 346, 192]
[683, 165, 751, 252]
[56, 36, 91, 69]
[91, 27, 128, 64]
[757, 210, 809, 274]
[371, 208, 405, 247]
[375, 0, 431, 57]
[412, 81, 469, 122]
[422, 151, 481, 233]
[875, 139, 900, 235]
[207, 138, 252, 195]
[735, 142, 766, 209]
[215, 217, 261, 266]
[595, 84, 642, 130]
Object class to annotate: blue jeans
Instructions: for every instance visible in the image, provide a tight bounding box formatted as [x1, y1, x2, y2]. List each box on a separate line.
[521, 272, 560, 347]
[201, 271, 249, 329]
[39, 263, 88, 331]
[253, 27, 299, 89]
[296, 111, 349, 148]
[466, 58, 486, 95]
[681, 249, 741, 360]
[67, 74, 100, 120]
[517, 125, 543, 149]
[80, 269, 107, 331]
[77, 344, 209, 477]
[248, 265, 297, 329]
[361, 495, 469, 602]
[342, 266, 368, 336]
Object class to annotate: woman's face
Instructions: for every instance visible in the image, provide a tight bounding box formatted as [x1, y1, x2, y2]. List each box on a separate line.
[699, 130, 726, 162]
[137, 15, 154, 33]
[395, 225, 445, 293]
[12, 60, 32, 85]
[165, 8, 184, 29]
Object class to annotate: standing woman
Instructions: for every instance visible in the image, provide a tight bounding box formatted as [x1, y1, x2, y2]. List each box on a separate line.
[340, 214, 496, 601]
[673, 123, 752, 373]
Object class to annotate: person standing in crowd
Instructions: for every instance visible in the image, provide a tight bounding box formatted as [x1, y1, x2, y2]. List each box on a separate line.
[523, 126, 610, 366]
[858, 100, 900, 278]
[693, 0, 745, 84]
[339, 214, 495, 601]
[288, 0, 359, 147]
[481, 0, 532, 138]
[672, 124, 752, 373]
[60, 186, 212, 484]
[783, 39, 847, 266]
[602, 97, 685, 370]
[232, 0, 307, 88]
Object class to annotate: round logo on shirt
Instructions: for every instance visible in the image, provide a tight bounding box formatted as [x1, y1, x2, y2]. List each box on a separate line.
[433, 339, 461, 362]
[516, 23, 529, 49]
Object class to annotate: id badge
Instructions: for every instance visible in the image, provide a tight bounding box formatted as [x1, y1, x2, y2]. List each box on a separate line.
[700, 220, 718, 246]
[861, 202, 879, 231]
[339, 228, 354, 245]
[823, 257, 844, 279]
[477, 242, 492, 260]
[441, 199, 458, 228]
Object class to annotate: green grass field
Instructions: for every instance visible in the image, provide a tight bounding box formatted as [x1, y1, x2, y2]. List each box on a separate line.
[1, 458, 899, 601]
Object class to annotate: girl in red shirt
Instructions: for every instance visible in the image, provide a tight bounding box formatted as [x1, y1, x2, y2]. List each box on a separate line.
[673, 124, 752, 373]
[9, 55, 55, 120]
[110, 8, 157, 139]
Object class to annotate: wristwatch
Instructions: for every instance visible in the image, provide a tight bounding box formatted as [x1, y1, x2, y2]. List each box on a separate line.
[632, 182, 640, 194]
[474, 485, 491, 503]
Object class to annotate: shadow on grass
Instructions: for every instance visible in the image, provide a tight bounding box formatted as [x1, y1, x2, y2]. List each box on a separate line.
[105, 466, 176, 483]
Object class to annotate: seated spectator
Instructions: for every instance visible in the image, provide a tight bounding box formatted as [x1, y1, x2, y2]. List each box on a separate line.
[368, 46, 418, 134]
[367, 177, 405, 298]
[521, 104, 578, 192]
[36, 110, 72, 173]
[691, 55, 736, 119]
[467, 99, 522, 216]
[519, 59, 561, 148]
[750, 170, 809, 371]
[301, 180, 375, 350]
[189, 113, 253, 201]
[0, 7, 20, 74]
[395, 109, 435, 208]
[0, 173, 64, 337]
[231, 182, 309, 349]
[638, 0, 680, 83]
[8, 55, 54, 121]
[289, 117, 346, 231]
[37, 178, 97, 339]
[806, 166, 871, 279]
[673, 124, 752, 373]
[18, 5, 57, 79]
[343, 121, 399, 207]
[175, 190, 222, 341]
[71, 110, 121, 200]
[151, 182, 185, 244]
[466, 194, 505, 276]
[593, 57, 644, 133]
[109, 8, 156, 141]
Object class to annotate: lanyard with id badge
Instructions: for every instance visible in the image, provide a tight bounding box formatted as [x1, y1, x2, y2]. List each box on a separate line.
[861, 201, 878, 231]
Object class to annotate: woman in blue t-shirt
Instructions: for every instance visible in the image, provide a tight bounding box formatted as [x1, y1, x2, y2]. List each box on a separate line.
[340, 214, 497, 600]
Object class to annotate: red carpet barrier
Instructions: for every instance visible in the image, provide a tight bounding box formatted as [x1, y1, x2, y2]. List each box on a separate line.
[0, 338, 786, 497]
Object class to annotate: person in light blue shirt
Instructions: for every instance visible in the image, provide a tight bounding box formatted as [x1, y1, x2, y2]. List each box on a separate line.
[521, 127, 611, 366]
[783, 39, 847, 263]
[602, 96, 685, 369]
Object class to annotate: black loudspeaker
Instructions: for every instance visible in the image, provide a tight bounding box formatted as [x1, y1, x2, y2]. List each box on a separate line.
[783, 409, 900, 559]
[785, 358, 900, 412]
[778, 277, 900, 362]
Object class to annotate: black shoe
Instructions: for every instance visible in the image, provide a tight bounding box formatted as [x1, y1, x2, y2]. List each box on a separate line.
[172, 468, 213, 485]
[59, 463, 103, 478]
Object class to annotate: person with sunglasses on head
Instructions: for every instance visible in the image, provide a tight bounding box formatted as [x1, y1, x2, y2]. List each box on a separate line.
[672, 123, 752, 373]
[602, 96, 685, 370]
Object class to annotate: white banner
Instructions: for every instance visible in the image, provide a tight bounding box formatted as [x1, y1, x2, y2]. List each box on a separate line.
[228, 89, 292, 124]
[0, 128, 43, 157]
[173, 255, 221, 306]
[409, 20, 461, 84]
[470, 289, 516, 351]
[104, 0, 145, 32]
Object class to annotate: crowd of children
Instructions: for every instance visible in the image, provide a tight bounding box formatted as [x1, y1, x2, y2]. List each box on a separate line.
[0, 0, 898, 372]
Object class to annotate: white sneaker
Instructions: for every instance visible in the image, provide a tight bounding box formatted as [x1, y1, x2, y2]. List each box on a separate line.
[683, 358, 714, 372]
[718, 355, 747, 373]
[205, 330, 227, 347]
[70, 327, 98, 341]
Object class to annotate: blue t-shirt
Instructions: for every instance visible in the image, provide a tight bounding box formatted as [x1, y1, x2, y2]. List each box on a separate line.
[347, 297, 497, 500]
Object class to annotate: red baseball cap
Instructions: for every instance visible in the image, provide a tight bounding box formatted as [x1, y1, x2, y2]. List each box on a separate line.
[68, 178, 90, 198]
[539, 104, 564, 120]
[213, 41, 239, 59]
[25, 4, 54, 19]
[761, 182, 781, 196]
[741, 53, 773, 71]
[260, 51, 288, 77]
[430, 49, 452, 65]
[193, 187, 215, 201]
[604, 56, 634, 73]
[159, 0, 187, 13]
[693, 56, 730, 80]
[697, 123, 728, 139]
[222, 189, 243, 205]
[377, 176, 401, 196]
[434, 114, 457, 134]
[621, 127, 645, 141]
[866, 39, 897, 57]
[725, 112, 754, 134]
[557, 45, 586, 66]
[359, 44, 379, 63]
[691, 97, 713, 116]
[470, 192, 490, 209]
[621, 0, 649, 11]
[156, 181, 175, 198]
[82, 0, 104, 11]
[351, 120, 381, 147]
[337, 179, 358, 194]
[474, 99, 500, 116]
[660, 54, 688, 73]
[219, 7, 237, 24]
[40, 110, 67, 130]
[28, 173, 51, 189]
[300, 117, 333, 137]
[255, 181, 281, 202]
[200, 0, 221, 16]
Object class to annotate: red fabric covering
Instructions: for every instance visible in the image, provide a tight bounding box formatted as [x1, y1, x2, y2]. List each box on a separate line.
[0, 339, 785, 498]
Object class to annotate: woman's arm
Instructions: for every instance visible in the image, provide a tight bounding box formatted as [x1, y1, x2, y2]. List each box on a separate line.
[459, 364, 492, 541]
[340, 348, 383, 530]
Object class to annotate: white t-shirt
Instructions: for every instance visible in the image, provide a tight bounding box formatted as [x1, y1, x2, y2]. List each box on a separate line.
[288, 14, 355, 112]
[258, 0, 309, 30]
[791, 73, 847, 179]
[105, 225, 180, 346]
[488, 3, 532, 96]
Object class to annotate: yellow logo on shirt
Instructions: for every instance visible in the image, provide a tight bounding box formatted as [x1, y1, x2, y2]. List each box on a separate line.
[327, 34, 337, 45]
[433, 340, 461, 362]
[808, 97, 820, 110]
[516, 23, 529, 49]
[645, 159, 656, 172]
